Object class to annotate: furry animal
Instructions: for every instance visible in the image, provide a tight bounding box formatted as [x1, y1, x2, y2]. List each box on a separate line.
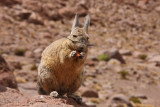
[37, 14, 90, 103]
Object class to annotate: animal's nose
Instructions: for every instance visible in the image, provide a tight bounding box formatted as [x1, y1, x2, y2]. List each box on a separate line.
[79, 47, 84, 51]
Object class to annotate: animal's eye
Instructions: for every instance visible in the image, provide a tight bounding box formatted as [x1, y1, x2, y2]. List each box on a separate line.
[73, 35, 77, 37]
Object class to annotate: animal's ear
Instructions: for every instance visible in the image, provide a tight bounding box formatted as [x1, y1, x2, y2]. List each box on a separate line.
[72, 14, 79, 31]
[84, 15, 90, 33]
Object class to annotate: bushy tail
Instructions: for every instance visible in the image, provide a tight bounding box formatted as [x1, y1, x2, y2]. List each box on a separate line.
[37, 81, 48, 95]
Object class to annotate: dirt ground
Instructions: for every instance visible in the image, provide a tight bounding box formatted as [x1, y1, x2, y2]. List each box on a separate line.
[0, 0, 160, 107]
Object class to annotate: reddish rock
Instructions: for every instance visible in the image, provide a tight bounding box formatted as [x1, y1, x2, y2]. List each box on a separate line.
[0, 0, 21, 6]
[153, 29, 160, 36]
[0, 86, 88, 107]
[106, 94, 133, 107]
[58, 6, 75, 19]
[0, 55, 17, 89]
[149, 55, 160, 66]
[0, 86, 28, 106]
[28, 12, 44, 25]
[16, 10, 31, 20]
[41, 4, 62, 21]
[85, 59, 96, 67]
[75, 2, 88, 17]
[82, 89, 99, 98]
[155, 6, 160, 13]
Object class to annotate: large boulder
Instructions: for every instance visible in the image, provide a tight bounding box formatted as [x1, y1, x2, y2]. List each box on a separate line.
[0, 86, 88, 107]
[0, 55, 17, 89]
[0, 86, 28, 106]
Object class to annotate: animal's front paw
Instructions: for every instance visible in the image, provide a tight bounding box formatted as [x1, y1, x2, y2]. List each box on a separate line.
[79, 52, 85, 59]
[69, 51, 77, 57]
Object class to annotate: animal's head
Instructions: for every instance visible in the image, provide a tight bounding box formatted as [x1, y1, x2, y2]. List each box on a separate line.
[67, 14, 90, 53]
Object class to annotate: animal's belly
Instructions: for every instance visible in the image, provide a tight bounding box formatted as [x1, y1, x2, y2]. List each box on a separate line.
[56, 69, 77, 87]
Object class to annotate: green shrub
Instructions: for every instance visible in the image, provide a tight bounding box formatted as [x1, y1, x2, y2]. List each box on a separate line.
[97, 54, 109, 61]
[139, 54, 147, 60]
[119, 70, 129, 79]
[129, 97, 141, 104]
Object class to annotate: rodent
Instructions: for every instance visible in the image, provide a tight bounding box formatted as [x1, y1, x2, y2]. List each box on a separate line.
[37, 14, 90, 104]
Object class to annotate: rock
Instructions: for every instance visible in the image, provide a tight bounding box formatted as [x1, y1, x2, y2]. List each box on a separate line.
[89, 98, 100, 104]
[106, 94, 133, 107]
[0, 55, 17, 89]
[153, 29, 160, 36]
[16, 9, 32, 20]
[108, 59, 121, 66]
[130, 95, 147, 100]
[137, 0, 147, 9]
[26, 95, 88, 107]
[28, 12, 44, 25]
[44, 9, 62, 21]
[0, 86, 88, 107]
[58, 2, 88, 19]
[155, 6, 160, 13]
[96, 61, 108, 70]
[0, 86, 28, 106]
[149, 55, 160, 66]
[85, 101, 96, 107]
[39, 32, 52, 39]
[133, 51, 144, 58]
[107, 59, 122, 71]
[156, 62, 160, 67]
[82, 89, 99, 98]
[75, 2, 88, 17]
[88, 55, 99, 61]
[119, 49, 132, 56]
[85, 59, 96, 67]
[0, 0, 21, 6]
[33, 48, 43, 54]
[105, 49, 125, 64]
[58, 6, 75, 19]
[18, 82, 37, 96]
[25, 51, 34, 58]
[9, 61, 22, 70]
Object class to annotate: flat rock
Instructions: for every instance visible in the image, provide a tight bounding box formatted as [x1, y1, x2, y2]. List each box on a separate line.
[0, 86, 28, 106]
[28, 12, 44, 25]
[155, 6, 160, 12]
[58, 6, 75, 19]
[106, 94, 133, 107]
[0, 86, 88, 107]
[119, 49, 132, 56]
[149, 55, 160, 63]
[153, 29, 160, 36]
[105, 49, 125, 64]
[82, 89, 99, 98]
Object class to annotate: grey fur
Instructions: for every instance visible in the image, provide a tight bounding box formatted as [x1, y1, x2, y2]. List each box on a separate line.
[72, 14, 79, 31]
[84, 15, 90, 33]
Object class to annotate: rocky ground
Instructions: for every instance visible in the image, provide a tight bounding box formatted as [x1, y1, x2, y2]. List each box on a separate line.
[0, 0, 160, 107]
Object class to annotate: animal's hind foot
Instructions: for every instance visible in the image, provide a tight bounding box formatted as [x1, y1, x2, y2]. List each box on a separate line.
[50, 91, 59, 98]
[67, 94, 82, 104]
